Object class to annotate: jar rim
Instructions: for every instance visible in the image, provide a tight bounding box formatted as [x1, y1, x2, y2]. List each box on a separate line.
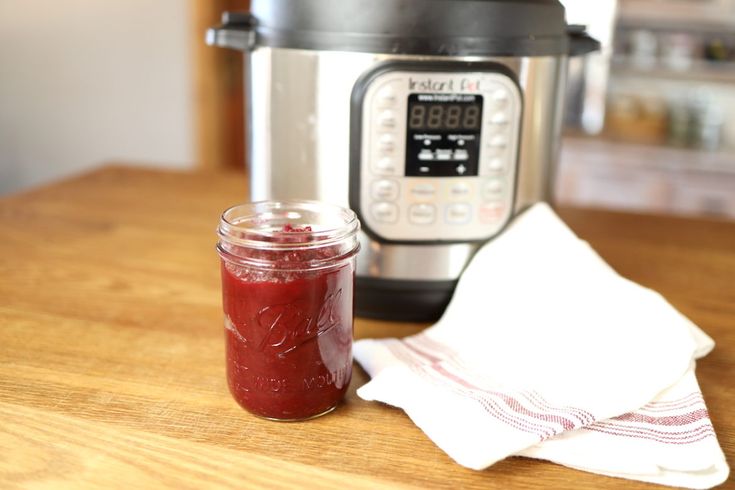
[217, 200, 360, 252]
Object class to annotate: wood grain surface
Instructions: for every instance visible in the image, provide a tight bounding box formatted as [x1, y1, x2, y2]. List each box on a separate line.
[0, 166, 733, 489]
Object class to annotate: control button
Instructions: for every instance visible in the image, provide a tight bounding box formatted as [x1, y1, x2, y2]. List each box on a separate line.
[488, 135, 508, 149]
[479, 202, 505, 223]
[484, 146, 503, 159]
[371, 202, 399, 223]
[418, 149, 434, 161]
[409, 203, 436, 225]
[436, 149, 452, 161]
[410, 183, 438, 200]
[456, 164, 467, 175]
[448, 182, 473, 200]
[377, 86, 397, 106]
[373, 157, 398, 175]
[487, 157, 505, 173]
[379, 134, 395, 152]
[492, 88, 509, 106]
[453, 149, 469, 161]
[371, 179, 399, 201]
[489, 112, 509, 125]
[482, 178, 504, 199]
[379, 110, 396, 128]
[445, 203, 472, 224]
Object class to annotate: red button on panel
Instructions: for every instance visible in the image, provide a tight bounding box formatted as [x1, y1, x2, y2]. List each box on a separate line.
[479, 202, 505, 223]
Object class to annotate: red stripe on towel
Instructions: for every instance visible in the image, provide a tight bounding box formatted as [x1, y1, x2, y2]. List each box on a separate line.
[392, 341, 554, 438]
[431, 363, 578, 432]
[584, 424, 715, 445]
[637, 394, 704, 413]
[409, 335, 596, 427]
[611, 408, 710, 426]
[422, 365, 555, 439]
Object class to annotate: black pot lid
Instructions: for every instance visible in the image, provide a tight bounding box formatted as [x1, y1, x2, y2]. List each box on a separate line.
[242, 0, 573, 56]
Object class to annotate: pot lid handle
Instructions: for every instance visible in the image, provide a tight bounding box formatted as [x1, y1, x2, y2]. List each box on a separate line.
[567, 24, 601, 56]
[206, 12, 255, 51]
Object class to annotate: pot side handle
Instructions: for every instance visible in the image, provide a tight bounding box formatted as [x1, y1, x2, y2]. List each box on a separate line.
[206, 11, 255, 51]
[567, 24, 601, 56]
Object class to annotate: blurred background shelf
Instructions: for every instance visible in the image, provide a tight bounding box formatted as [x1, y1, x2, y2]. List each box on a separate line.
[617, 0, 735, 32]
[611, 57, 735, 84]
[563, 134, 735, 174]
[558, 0, 735, 220]
[558, 135, 735, 219]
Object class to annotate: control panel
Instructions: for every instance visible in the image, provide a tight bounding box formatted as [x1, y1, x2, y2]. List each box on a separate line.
[355, 68, 522, 242]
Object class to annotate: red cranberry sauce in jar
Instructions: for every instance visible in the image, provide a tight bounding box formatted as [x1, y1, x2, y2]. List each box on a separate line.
[217, 201, 360, 420]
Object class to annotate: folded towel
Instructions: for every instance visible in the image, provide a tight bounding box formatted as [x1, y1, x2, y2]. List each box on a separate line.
[354, 203, 729, 488]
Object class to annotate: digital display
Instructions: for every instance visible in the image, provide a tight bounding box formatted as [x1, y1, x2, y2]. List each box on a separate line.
[404, 93, 483, 178]
[408, 102, 481, 130]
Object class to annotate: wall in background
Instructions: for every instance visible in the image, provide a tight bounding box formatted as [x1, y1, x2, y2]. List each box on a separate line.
[0, 0, 196, 195]
[192, 0, 248, 172]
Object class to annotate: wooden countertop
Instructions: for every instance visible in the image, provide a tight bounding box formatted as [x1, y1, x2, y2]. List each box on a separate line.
[1, 166, 733, 489]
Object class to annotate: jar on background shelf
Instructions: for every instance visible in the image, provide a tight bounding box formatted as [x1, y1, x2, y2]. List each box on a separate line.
[668, 90, 725, 151]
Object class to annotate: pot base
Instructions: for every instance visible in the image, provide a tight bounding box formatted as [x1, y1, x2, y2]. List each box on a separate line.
[355, 276, 457, 323]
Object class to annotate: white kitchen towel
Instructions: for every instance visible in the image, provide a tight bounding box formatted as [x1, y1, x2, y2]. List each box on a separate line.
[354, 203, 729, 488]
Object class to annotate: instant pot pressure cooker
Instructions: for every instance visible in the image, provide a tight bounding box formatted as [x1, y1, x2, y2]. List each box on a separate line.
[208, 0, 599, 321]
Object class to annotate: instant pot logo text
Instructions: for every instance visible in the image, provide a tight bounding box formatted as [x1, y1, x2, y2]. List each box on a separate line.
[408, 77, 481, 92]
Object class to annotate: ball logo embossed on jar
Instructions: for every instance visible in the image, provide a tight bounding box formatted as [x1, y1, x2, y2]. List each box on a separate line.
[253, 289, 344, 356]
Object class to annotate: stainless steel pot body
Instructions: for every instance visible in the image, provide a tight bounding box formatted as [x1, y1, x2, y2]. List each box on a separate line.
[246, 47, 568, 318]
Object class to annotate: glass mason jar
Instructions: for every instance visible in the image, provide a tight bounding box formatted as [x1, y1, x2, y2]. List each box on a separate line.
[216, 200, 360, 421]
